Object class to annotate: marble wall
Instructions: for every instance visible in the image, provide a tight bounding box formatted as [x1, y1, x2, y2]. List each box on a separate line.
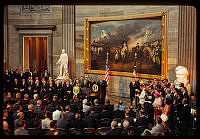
[7, 5, 63, 76]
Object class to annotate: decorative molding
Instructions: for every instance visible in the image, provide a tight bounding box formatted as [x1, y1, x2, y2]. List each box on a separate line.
[21, 5, 52, 14]
[15, 25, 56, 31]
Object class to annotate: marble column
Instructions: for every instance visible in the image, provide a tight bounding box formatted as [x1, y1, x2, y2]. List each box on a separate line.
[178, 5, 196, 93]
[62, 5, 76, 79]
[4, 5, 8, 70]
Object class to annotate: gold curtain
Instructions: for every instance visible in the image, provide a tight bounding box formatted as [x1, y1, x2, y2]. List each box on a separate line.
[25, 37, 47, 73]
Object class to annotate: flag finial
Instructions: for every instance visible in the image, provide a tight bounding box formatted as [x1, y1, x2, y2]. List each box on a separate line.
[107, 52, 109, 58]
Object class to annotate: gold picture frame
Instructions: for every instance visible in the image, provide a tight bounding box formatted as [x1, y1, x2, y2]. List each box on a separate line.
[84, 11, 168, 80]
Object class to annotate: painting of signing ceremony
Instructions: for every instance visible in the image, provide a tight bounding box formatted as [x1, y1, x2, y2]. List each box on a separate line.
[2, 4, 197, 136]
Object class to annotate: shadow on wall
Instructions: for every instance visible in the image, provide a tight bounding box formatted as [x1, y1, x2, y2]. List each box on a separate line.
[119, 76, 127, 98]
[168, 67, 176, 83]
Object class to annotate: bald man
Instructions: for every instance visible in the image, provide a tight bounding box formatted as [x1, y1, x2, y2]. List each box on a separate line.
[3, 121, 11, 135]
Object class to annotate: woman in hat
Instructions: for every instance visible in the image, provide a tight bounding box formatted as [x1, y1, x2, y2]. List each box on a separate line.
[153, 91, 162, 117]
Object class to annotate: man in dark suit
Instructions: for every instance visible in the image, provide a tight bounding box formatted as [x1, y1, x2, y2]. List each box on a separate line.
[113, 103, 125, 119]
[106, 120, 122, 135]
[62, 81, 73, 100]
[32, 69, 38, 81]
[70, 113, 84, 130]
[18, 71, 27, 83]
[42, 69, 50, 81]
[82, 111, 97, 128]
[25, 68, 32, 79]
[89, 79, 98, 105]
[9, 68, 17, 83]
[79, 76, 84, 86]
[179, 98, 192, 136]
[57, 112, 70, 132]
[27, 79, 35, 96]
[181, 86, 189, 100]
[54, 80, 62, 99]
[65, 105, 74, 121]
[47, 80, 55, 100]
[129, 77, 140, 105]
[135, 110, 149, 128]
[40, 80, 48, 99]
[12, 78, 20, 96]
[3, 69, 12, 92]
[80, 79, 90, 99]
[104, 99, 114, 112]
[19, 78, 28, 97]
[33, 79, 41, 96]
[97, 76, 107, 105]
[100, 105, 113, 119]
[122, 110, 135, 126]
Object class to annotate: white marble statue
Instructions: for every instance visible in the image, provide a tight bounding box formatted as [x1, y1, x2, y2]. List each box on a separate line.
[174, 66, 189, 86]
[174, 66, 191, 94]
[56, 49, 69, 80]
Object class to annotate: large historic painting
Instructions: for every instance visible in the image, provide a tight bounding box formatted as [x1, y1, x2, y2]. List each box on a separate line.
[84, 11, 168, 79]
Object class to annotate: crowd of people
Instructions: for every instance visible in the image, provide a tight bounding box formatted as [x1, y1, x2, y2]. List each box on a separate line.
[2, 68, 196, 136]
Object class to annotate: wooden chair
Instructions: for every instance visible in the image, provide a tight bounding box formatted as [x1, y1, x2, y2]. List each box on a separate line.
[56, 128, 67, 135]
[95, 127, 110, 135]
[134, 126, 145, 136]
[82, 128, 96, 135]
[68, 128, 82, 135]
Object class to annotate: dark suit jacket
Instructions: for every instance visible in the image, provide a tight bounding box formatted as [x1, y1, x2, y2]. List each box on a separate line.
[70, 119, 84, 130]
[100, 110, 113, 119]
[62, 85, 73, 98]
[57, 119, 70, 132]
[113, 109, 125, 119]
[25, 72, 31, 78]
[104, 104, 114, 111]
[12, 81, 20, 92]
[33, 83, 41, 94]
[47, 84, 55, 98]
[94, 104, 103, 113]
[9, 70, 17, 80]
[129, 81, 140, 97]
[82, 117, 97, 128]
[135, 115, 149, 128]
[183, 92, 189, 100]
[42, 72, 50, 79]
[20, 82, 28, 93]
[17, 73, 27, 82]
[106, 128, 122, 135]
[97, 80, 107, 98]
[180, 104, 192, 127]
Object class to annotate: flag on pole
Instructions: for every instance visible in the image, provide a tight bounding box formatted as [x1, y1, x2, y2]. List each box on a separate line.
[105, 52, 109, 88]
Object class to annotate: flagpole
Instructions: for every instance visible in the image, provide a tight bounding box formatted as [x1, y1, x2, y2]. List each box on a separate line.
[105, 52, 109, 88]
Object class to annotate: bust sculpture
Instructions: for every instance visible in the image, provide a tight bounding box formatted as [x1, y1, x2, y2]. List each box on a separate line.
[174, 66, 189, 86]
[56, 49, 69, 80]
[174, 66, 191, 94]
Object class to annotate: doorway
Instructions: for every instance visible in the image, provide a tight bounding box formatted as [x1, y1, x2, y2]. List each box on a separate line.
[23, 37, 47, 74]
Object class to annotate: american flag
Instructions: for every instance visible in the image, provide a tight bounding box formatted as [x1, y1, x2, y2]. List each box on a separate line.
[105, 53, 109, 87]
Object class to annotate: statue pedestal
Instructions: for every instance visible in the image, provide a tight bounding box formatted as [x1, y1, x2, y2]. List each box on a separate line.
[57, 76, 64, 83]
[57, 74, 70, 83]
